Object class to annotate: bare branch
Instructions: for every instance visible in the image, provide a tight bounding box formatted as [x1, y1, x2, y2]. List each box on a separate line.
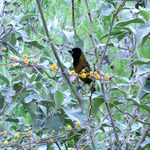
[84, 0, 97, 57]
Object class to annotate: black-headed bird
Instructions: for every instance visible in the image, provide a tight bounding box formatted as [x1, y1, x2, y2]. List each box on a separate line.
[68, 47, 95, 91]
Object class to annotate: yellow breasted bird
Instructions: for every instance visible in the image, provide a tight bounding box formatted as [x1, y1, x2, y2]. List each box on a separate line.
[68, 48, 95, 91]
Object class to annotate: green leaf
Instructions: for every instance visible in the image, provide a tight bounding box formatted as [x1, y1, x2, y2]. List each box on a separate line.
[143, 78, 150, 93]
[17, 30, 28, 41]
[3, 66, 11, 82]
[130, 58, 150, 65]
[45, 115, 61, 134]
[23, 102, 37, 129]
[24, 94, 43, 103]
[26, 73, 36, 83]
[0, 93, 5, 110]
[1, 87, 15, 103]
[136, 25, 150, 45]
[63, 108, 87, 121]
[54, 90, 64, 107]
[91, 95, 104, 114]
[10, 32, 16, 46]
[12, 72, 26, 82]
[0, 74, 10, 84]
[115, 18, 145, 27]
[5, 117, 19, 123]
[109, 86, 127, 98]
[141, 138, 150, 149]
[25, 40, 45, 49]
[39, 105, 47, 116]
[19, 13, 36, 23]
[136, 65, 150, 77]
[100, 26, 132, 40]
[116, 32, 127, 41]
[1, 87, 15, 97]
[134, 103, 150, 112]
[63, 30, 74, 42]
[35, 81, 42, 89]
[139, 10, 150, 21]
[101, 3, 114, 16]
[4, 102, 18, 115]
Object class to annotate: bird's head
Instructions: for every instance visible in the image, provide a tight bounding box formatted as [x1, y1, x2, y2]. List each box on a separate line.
[68, 47, 82, 60]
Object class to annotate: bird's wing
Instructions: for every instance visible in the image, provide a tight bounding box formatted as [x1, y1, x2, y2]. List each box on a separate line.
[80, 62, 91, 74]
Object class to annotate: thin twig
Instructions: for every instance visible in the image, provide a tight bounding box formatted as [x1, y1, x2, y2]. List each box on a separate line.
[76, 131, 86, 150]
[84, 0, 97, 57]
[71, 0, 77, 46]
[99, 78, 121, 150]
[111, 101, 150, 125]
[55, 142, 61, 150]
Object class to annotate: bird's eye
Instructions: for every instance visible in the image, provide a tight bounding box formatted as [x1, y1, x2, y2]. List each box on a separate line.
[68, 50, 73, 54]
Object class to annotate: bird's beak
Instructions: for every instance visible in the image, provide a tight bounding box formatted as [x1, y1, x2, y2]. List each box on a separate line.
[68, 50, 73, 54]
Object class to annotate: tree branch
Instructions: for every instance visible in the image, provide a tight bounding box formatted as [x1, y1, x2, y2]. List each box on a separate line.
[36, 0, 86, 111]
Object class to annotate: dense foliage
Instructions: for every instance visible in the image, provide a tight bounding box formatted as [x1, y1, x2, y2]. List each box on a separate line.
[0, 0, 150, 149]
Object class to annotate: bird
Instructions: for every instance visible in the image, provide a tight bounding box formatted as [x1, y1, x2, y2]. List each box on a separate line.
[68, 47, 95, 91]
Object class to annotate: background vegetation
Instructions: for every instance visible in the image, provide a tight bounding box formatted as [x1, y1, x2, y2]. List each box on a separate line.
[0, 0, 150, 149]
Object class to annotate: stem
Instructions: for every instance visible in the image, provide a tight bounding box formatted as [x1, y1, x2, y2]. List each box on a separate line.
[100, 79, 121, 149]
[71, 0, 77, 46]
[84, 0, 97, 57]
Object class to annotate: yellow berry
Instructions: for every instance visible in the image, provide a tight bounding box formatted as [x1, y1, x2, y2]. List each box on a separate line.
[81, 73, 86, 79]
[11, 139, 16, 142]
[50, 139, 54, 143]
[3, 131, 7, 135]
[50, 65, 54, 70]
[101, 73, 105, 76]
[14, 134, 19, 138]
[94, 72, 98, 75]
[2, 47, 7, 51]
[0, 121, 2, 125]
[75, 121, 81, 126]
[9, 63, 13, 67]
[28, 131, 32, 134]
[24, 58, 29, 64]
[11, 55, 15, 59]
[23, 54, 28, 58]
[4, 141, 8, 144]
[14, 56, 19, 60]
[33, 60, 38, 64]
[11, 56, 19, 60]
[89, 71, 93, 77]
[67, 125, 72, 130]
[71, 70, 76, 75]
[105, 75, 110, 80]
[53, 64, 57, 69]
[95, 74, 100, 79]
